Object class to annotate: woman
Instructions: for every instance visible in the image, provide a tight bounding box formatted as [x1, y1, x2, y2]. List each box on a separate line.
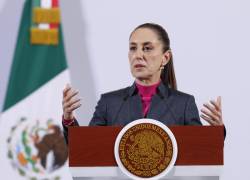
[62, 23, 223, 138]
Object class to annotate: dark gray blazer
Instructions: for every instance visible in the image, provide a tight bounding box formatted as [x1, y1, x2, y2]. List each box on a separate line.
[63, 82, 202, 143]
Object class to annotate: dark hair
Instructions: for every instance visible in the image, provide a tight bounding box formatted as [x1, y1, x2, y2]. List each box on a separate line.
[131, 23, 177, 90]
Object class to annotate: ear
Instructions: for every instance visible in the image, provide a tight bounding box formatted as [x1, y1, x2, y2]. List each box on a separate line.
[162, 50, 171, 66]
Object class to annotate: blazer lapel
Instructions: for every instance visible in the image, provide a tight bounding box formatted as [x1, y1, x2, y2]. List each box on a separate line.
[125, 82, 143, 122]
[147, 82, 170, 120]
[129, 94, 143, 120]
[147, 94, 167, 120]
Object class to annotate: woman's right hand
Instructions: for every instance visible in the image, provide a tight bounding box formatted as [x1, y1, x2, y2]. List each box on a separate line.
[62, 84, 82, 120]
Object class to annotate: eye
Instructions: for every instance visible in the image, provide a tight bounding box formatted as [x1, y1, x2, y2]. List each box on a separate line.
[129, 46, 136, 51]
[143, 46, 153, 52]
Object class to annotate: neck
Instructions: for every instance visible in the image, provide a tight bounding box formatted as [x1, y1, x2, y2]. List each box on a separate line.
[135, 79, 160, 86]
[135, 77, 161, 86]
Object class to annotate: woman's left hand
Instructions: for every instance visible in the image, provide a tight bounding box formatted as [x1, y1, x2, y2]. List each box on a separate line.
[200, 96, 223, 126]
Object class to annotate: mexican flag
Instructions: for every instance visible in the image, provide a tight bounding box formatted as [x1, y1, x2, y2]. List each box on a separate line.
[0, 0, 72, 179]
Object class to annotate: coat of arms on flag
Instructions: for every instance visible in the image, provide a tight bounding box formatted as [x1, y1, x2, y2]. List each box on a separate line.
[7, 117, 68, 179]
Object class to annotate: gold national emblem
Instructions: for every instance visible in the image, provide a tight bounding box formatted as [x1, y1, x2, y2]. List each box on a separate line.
[118, 123, 173, 178]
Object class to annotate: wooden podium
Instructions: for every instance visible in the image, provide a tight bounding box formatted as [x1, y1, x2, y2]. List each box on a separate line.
[68, 126, 224, 180]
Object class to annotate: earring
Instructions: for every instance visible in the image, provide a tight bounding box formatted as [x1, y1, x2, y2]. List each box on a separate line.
[160, 65, 164, 70]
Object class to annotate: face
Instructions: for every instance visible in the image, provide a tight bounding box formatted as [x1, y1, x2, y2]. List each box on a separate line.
[128, 28, 170, 83]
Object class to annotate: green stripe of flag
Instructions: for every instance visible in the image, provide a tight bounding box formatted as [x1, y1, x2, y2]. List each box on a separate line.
[3, 0, 67, 111]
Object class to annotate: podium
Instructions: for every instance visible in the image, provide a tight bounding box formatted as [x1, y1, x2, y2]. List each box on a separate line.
[68, 126, 224, 180]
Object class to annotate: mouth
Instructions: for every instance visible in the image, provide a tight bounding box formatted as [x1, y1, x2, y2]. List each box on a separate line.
[134, 64, 146, 69]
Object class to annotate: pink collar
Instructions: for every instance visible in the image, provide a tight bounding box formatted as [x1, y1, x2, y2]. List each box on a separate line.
[135, 81, 161, 97]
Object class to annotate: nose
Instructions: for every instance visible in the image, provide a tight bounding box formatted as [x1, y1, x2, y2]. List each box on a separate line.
[133, 49, 144, 60]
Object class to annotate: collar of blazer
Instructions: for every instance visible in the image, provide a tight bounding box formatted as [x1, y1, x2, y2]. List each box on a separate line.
[127, 81, 169, 99]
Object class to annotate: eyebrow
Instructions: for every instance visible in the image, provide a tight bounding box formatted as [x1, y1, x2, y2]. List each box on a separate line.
[129, 41, 153, 46]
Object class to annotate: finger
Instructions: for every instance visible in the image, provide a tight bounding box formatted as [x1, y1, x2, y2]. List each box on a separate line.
[63, 84, 71, 97]
[201, 108, 219, 122]
[203, 103, 221, 117]
[210, 100, 221, 112]
[217, 96, 223, 125]
[64, 101, 81, 112]
[64, 98, 81, 109]
[201, 109, 224, 125]
[217, 96, 222, 108]
[202, 113, 223, 126]
[66, 102, 82, 112]
[63, 96, 81, 109]
[200, 114, 217, 125]
[64, 89, 79, 102]
[209, 101, 222, 119]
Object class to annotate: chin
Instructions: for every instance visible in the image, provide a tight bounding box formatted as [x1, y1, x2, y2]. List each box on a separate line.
[132, 72, 149, 80]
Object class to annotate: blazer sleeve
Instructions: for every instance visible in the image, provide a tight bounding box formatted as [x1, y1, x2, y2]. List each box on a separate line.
[88, 94, 108, 126]
[184, 95, 202, 125]
[62, 119, 79, 144]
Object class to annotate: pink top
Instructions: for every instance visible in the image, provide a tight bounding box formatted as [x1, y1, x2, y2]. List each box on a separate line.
[136, 81, 161, 117]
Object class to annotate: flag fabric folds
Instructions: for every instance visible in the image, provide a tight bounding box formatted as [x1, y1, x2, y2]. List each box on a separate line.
[0, 0, 72, 179]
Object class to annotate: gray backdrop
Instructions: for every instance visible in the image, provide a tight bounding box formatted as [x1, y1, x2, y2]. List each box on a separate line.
[1, 0, 250, 179]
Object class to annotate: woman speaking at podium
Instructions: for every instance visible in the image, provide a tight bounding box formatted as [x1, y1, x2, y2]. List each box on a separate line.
[61, 23, 224, 140]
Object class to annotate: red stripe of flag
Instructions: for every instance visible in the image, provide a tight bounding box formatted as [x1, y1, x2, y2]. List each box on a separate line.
[50, 0, 59, 29]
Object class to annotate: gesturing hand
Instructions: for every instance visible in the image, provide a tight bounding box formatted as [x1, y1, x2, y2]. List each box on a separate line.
[200, 96, 223, 126]
[62, 84, 81, 120]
